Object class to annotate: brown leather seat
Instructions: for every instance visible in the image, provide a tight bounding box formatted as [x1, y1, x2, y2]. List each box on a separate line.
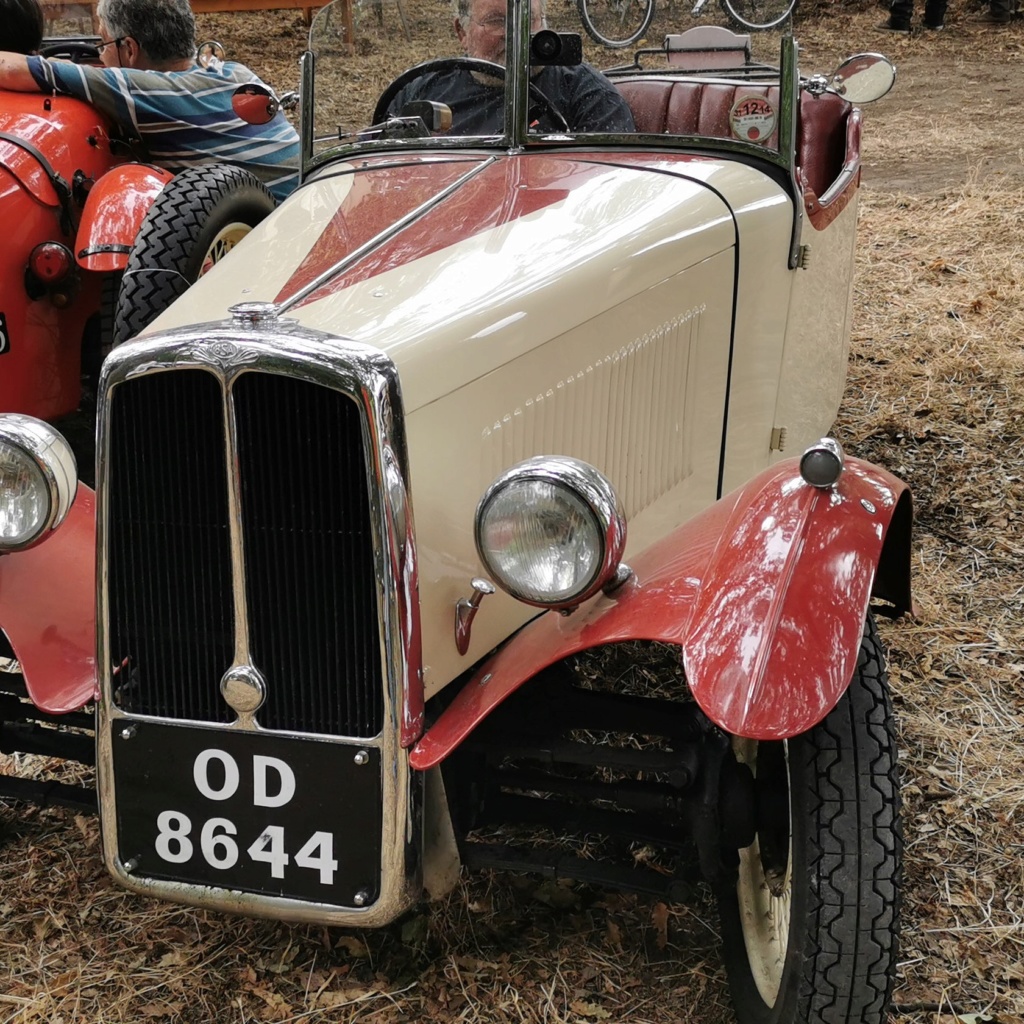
[614, 78, 852, 201]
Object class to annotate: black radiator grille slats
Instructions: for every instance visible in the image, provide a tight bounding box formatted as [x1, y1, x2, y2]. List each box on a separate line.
[106, 368, 385, 739]
[234, 374, 384, 738]
[108, 371, 234, 722]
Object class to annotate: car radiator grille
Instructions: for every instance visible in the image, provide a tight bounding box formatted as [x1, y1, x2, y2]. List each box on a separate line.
[106, 368, 385, 739]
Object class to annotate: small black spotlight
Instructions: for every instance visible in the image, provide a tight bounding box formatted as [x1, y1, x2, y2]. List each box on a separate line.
[530, 30, 582, 65]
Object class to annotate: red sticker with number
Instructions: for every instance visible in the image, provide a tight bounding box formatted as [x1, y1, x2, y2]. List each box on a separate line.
[729, 96, 777, 143]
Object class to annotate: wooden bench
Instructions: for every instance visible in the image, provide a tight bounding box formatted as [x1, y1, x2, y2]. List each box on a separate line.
[191, 0, 327, 25]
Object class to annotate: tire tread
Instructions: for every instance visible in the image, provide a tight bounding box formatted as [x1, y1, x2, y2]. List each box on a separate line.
[801, 617, 902, 1024]
[718, 615, 902, 1024]
[114, 164, 274, 345]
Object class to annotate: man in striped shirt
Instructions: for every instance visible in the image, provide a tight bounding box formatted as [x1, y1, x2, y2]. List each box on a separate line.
[0, 0, 299, 200]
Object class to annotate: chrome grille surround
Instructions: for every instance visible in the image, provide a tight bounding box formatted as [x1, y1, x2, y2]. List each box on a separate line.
[95, 318, 423, 926]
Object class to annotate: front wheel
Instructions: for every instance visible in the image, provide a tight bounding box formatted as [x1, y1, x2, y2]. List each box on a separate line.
[719, 0, 796, 31]
[716, 615, 902, 1024]
[577, 0, 655, 48]
[113, 164, 275, 346]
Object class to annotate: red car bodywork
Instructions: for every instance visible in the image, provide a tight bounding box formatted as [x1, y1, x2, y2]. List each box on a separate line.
[5, 455, 912, 753]
[0, 89, 170, 419]
[410, 456, 912, 768]
[0, 485, 96, 713]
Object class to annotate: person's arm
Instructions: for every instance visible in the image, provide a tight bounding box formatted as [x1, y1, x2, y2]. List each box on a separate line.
[15, 56, 136, 132]
[0, 52, 42, 91]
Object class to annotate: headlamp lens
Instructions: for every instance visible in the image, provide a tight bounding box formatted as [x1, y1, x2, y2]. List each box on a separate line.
[0, 441, 51, 546]
[478, 477, 602, 605]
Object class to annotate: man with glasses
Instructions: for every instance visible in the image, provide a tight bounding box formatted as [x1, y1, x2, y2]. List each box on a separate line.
[387, 0, 634, 135]
[0, 0, 298, 199]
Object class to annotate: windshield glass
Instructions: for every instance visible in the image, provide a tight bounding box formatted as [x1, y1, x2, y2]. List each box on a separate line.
[307, 0, 790, 162]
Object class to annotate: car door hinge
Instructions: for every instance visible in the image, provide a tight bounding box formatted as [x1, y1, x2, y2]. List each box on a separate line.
[770, 426, 788, 452]
[797, 244, 812, 269]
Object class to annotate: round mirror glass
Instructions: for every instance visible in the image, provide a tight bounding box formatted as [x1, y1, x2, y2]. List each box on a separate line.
[830, 54, 896, 104]
[231, 83, 278, 125]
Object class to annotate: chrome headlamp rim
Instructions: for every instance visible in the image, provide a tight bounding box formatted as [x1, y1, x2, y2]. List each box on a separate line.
[474, 455, 627, 609]
[0, 414, 78, 552]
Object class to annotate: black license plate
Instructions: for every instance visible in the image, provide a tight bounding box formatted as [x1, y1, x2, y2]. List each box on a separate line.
[112, 721, 383, 905]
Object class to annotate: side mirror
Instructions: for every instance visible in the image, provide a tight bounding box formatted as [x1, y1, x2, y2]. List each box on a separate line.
[232, 83, 279, 125]
[829, 53, 896, 104]
[197, 39, 226, 68]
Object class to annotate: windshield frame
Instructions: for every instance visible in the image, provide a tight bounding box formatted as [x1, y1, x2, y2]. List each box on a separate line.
[296, 0, 800, 186]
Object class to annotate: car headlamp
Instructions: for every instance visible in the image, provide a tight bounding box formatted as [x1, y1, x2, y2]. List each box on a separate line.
[0, 415, 78, 551]
[799, 437, 845, 488]
[475, 456, 626, 609]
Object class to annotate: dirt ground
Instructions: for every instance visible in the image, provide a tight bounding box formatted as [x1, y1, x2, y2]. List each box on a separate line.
[2, 1, 1023, 1022]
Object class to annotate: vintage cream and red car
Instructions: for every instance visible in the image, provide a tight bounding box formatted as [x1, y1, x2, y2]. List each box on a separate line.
[0, 8, 908, 1024]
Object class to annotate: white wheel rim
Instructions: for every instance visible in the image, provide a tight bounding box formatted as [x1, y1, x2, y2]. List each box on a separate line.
[200, 222, 251, 276]
[733, 738, 793, 1006]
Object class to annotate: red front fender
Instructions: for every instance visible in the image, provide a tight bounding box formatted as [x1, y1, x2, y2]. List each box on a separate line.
[410, 457, 912, 769]
[75, 164, 173, 273]
[0, 486, 97, 713]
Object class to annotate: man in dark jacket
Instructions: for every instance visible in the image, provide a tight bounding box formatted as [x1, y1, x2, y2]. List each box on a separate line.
[387, 0, 635, 135]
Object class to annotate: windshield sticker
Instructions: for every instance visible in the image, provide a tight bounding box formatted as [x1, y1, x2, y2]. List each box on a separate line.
[729, 96, 777, 144]
[0, 312, 9, 354]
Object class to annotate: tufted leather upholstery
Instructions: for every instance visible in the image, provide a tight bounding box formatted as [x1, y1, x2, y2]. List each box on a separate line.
[614, 78, 852, 201]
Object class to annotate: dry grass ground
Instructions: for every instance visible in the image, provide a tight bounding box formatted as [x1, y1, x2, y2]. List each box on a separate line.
[3, 2, 1024, 1022]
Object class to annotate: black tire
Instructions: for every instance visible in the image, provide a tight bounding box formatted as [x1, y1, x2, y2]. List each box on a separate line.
[113, 164, 275, 346]
[577, 0, 655, 48]
[719, 0, 796, 31]
[716, 615, 902, 1024]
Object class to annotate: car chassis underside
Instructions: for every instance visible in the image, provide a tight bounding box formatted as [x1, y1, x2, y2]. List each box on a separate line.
[0, 665, 96, 814]
[444, 660, 758, 900]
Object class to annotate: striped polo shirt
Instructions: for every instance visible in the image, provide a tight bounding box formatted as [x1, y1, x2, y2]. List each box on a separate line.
[27, 56, 299, 201]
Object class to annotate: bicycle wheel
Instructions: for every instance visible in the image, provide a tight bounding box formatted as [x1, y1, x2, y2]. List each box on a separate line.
[720, 0, 795, 31]
[577, 0, 655, 47]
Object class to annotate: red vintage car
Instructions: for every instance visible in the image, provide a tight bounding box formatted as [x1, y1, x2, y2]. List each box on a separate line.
[0, 35, 275, 424]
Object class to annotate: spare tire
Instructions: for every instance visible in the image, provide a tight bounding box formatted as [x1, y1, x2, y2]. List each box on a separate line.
[113, 164, 275, 346]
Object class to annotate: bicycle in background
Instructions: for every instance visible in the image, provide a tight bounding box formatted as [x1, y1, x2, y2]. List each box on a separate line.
[578, 0, 796, 47]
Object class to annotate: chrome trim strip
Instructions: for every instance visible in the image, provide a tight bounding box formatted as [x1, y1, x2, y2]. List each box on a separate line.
[506, 0, 528, 150]
[299, 49, 314, 179]
[780, 35, 804, 269]
[279, 156, 497, 314]
[106, 707, 392, 745]
[95, 320, 424, 927]
[222, 379, 254, 676]
[819, 158, 858, 207]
